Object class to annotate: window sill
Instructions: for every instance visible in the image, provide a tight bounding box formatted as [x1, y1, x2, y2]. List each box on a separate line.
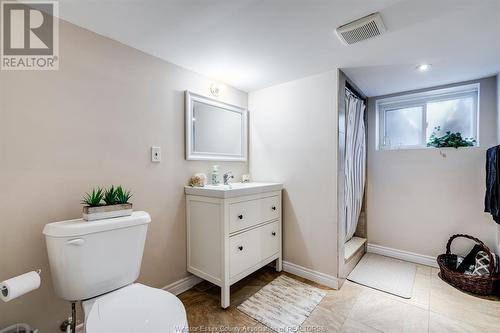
[377, 145, 481, 152]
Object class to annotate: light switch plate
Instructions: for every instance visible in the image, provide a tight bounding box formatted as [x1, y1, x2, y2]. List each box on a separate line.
[151, 146, 161, 162]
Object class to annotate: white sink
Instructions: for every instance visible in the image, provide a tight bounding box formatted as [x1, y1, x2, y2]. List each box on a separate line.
[184, 182, 283, 198]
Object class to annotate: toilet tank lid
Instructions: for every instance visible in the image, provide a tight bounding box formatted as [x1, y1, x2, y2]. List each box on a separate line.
[43, 211, 151, 238]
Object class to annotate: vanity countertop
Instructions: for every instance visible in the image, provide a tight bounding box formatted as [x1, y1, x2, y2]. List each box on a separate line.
[184, 182, 283, 198]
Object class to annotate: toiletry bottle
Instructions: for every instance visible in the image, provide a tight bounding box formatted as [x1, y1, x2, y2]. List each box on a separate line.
[211, 165, 220, 185]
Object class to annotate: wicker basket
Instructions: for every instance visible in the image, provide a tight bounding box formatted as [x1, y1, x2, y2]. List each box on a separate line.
[437, 234, 500, 295]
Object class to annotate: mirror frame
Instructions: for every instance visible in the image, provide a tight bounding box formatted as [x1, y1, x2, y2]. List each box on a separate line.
[185, 91, 248, 161]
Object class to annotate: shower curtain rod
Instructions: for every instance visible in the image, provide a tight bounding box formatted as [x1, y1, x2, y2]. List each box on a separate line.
[345, 82, 365, 101]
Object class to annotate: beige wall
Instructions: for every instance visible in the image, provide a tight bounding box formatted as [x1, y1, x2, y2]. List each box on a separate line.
[248, 71, 338, 277]
[0, 21, 247, 331]
[367, 76, 498, 257]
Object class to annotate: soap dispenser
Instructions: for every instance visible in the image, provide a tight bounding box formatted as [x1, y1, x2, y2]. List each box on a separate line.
[211, 165, 220, 185]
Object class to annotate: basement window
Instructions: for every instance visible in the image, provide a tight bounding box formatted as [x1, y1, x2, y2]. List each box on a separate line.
[376, 83, 479, 150]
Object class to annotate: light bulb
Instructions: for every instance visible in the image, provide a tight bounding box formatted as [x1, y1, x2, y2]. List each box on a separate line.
[416, 64, 431, 72]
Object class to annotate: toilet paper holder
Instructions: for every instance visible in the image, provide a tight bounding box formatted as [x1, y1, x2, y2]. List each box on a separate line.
[1, 269, 41, 296]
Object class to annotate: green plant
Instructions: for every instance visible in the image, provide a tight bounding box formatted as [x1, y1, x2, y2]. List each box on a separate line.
[81, 188, 104, 207]
[103, 185, 118, 205]
[427, 126, 476, 149]
[115, 186, 132, 204]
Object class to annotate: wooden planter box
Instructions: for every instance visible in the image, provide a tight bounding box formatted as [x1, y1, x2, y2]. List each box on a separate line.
[83, 203, 133, 221]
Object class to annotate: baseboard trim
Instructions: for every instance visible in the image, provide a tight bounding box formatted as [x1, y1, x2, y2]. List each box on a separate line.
[367, 243, 438, 268]
[282, 261, 339, 289]
[162, 274, 203, 295]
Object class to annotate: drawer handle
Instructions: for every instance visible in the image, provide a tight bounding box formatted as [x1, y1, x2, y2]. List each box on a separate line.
[272, 206, 277, 211]
[238, 214, 243, 220]
[271, 232, 276, 236]
[238, 245, 244, 251]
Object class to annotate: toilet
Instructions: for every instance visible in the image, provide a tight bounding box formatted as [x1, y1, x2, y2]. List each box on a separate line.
[43, 211, 188, 333]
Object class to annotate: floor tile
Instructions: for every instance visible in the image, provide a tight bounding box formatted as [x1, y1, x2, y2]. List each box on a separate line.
[180, 264, 500, 333]
[429, 312, 488, 333]
[429, 272, 500, 331]
[302, 305, 344, 332]
[415, 264, 432, 277]
[319, 280, 363, 312]
[340, 318, 382, 333]
[347, 289, 429, 333]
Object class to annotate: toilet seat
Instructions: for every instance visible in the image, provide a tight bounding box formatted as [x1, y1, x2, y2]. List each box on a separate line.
[82, 283, 188, 333]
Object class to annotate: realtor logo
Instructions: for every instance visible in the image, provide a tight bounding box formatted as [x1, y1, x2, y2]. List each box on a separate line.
[1, 1, 59, 70]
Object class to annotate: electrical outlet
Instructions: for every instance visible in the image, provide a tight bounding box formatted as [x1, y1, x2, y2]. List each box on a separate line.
[151, 146, 161, 162]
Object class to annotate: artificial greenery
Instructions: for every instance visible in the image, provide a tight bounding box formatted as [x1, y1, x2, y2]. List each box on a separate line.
[427, 126, 476, 149]
[115, 186, 132, 204]
[81, 188, 104, 207]
[103, 185, 117, 205]
[82, 185, 132, 206]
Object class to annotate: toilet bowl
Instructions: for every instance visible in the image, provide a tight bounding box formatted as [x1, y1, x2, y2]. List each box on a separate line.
[83, 284, 187, 333]
[43, 212, 187, 333]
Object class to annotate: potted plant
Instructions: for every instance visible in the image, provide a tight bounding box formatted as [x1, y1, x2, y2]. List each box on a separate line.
[427, 126, 476, 148]
[82, 185, 133, 221]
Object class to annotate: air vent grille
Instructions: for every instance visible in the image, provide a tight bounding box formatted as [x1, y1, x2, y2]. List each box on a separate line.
[336, 12, 386, 45]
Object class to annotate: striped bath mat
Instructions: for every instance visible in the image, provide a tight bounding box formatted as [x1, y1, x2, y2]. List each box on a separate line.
[237, 275, 326, 332]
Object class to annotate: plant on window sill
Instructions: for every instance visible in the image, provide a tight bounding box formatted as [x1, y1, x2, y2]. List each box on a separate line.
[427, 126, 476, 149]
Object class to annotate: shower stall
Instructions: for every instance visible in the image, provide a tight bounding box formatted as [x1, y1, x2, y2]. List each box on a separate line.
[338, 71, 368, 278]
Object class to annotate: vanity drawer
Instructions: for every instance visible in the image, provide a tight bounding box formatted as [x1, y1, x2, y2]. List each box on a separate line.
[229, 196, 280, 233]
[229, 221, 280, 278]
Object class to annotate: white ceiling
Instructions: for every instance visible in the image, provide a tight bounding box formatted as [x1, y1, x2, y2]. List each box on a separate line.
[57, 0, 500, 96]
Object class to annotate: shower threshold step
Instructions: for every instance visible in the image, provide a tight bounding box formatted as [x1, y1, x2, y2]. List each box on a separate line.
[345, 236, 366, 262]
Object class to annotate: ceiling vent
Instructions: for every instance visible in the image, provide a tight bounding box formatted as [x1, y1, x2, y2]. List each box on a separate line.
[336, 12, 386, 45]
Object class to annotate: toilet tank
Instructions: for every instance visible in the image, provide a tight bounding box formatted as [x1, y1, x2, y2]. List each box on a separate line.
[43, 211, 151, 301]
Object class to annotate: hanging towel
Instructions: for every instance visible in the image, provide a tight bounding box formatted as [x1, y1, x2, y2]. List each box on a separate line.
[484, 145, 500, 224]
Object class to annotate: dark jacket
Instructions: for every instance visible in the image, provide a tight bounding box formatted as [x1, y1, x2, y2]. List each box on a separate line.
[485, 146, 500, 224]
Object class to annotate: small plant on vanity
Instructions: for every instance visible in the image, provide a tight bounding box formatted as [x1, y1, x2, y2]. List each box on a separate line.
[82, 185, 133, 221]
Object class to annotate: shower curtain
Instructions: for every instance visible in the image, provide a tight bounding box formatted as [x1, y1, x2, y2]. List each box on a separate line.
[344, 89, 366, 242]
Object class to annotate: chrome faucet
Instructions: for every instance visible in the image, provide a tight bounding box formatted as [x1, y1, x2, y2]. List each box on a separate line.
[223, 171, 234, 185]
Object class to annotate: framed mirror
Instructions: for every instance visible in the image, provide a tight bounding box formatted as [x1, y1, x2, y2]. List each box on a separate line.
[185, 91, 248, 161]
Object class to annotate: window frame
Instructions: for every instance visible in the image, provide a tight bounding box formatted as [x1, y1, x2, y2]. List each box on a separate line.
[376, 83, 480, 150]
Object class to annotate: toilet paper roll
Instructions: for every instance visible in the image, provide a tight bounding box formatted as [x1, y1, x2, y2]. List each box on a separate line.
[0, 271, 41, 302]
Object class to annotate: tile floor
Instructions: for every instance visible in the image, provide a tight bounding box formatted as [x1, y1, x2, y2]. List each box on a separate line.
[179, 264, 500, 332]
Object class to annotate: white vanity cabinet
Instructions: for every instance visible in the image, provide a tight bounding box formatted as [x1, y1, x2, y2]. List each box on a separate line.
[185, 183, 283, 308]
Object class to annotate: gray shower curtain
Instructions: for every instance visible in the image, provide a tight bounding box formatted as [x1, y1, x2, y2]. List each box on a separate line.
[344, 90, 366, 242]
